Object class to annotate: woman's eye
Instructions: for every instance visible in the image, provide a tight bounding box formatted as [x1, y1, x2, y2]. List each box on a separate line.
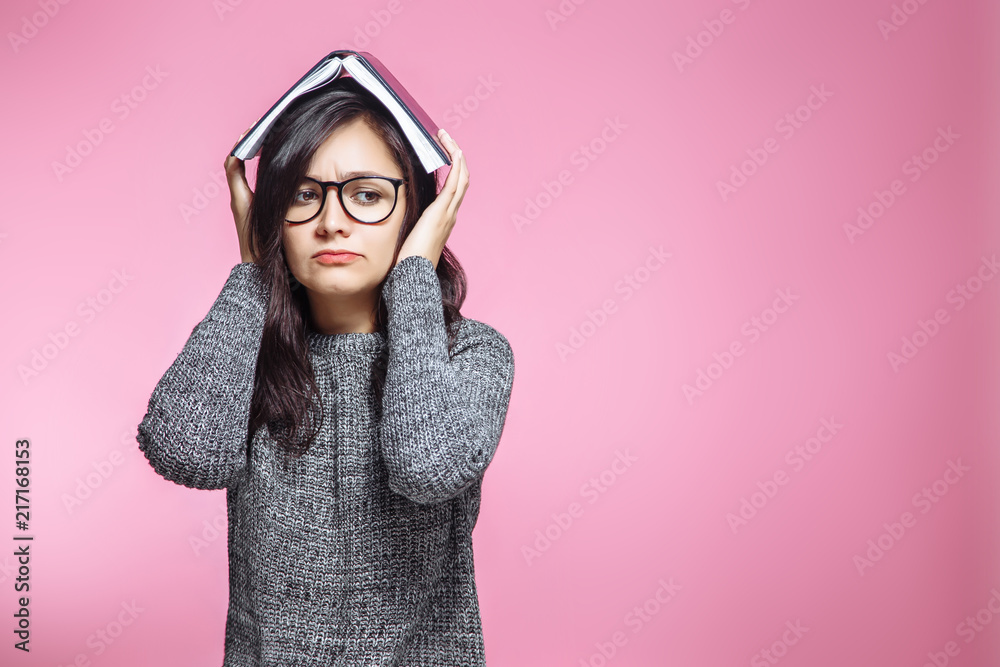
[294, 190, 318, 203]
[352, 191, 382, 205]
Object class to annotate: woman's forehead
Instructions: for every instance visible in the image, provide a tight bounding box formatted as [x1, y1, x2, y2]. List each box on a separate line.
[306, 119, 401, 179]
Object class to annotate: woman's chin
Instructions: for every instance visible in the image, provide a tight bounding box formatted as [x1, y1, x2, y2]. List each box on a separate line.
[301, 277, 374, 300]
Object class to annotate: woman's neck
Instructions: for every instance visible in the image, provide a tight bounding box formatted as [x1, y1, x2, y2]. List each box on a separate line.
[306, 290, 379, 335]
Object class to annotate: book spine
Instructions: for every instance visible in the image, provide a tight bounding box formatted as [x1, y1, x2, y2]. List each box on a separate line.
[230, 52, 344, 160]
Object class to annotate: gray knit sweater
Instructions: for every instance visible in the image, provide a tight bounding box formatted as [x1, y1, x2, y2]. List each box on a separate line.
[137, 254, 515, 666]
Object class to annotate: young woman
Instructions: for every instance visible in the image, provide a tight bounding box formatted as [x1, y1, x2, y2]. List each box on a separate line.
[137, 76, 515, 665]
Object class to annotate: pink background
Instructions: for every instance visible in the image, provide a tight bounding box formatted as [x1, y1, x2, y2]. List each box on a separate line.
[3, 0, 999, 665]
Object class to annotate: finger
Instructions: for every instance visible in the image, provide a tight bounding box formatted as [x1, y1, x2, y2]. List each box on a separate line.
[443, 148, 463, 193]
[438, 127, 455, 146]
[436, 130, 463, 191]
[431, 132, 466, 216]
[225, 155, 253, 194]
[435, 162, 461, 220]
[224, 155, 249, 193]
[446, 152, 469, 220]
[227, 115, 262, 161]
[225, 154, 246, 181]
[224, 153, 244, 175]
[438, 128, 461, 160]
[231, 117, 260, 147]
[224, 164, 252, 219]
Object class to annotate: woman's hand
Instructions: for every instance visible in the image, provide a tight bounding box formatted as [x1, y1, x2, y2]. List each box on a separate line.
[396, 129, 469, 271]
[225, 125, 257, 264]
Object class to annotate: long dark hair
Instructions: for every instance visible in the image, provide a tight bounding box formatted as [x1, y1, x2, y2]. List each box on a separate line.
[245, 77, 467, 458]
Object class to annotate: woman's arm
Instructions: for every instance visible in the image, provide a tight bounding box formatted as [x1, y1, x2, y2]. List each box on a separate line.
[136, 262, 268, 490]
[379, 255, 516, 505]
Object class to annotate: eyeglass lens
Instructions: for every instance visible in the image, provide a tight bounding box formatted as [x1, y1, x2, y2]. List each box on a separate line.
[287, 177, 399, 224]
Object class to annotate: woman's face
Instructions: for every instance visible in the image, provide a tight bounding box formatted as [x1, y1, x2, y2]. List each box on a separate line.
[282, 116, 406, 307]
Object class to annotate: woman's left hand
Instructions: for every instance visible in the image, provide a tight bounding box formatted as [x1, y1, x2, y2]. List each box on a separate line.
[395, 128, 468, 271]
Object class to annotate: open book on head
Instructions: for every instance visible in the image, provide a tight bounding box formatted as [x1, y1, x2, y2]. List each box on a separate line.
[230, 50, 451, 174]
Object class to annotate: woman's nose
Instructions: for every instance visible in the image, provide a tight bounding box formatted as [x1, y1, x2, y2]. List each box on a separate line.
[316, 187, 355, 232]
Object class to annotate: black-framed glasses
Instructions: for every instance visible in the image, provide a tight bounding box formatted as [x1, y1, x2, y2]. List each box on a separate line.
[285, 175, 406, 225]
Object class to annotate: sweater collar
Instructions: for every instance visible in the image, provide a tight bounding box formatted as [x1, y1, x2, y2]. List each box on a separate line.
[306, 328, 387, 356]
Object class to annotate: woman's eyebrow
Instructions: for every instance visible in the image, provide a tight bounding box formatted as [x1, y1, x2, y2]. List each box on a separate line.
[306, 170, 393, 180]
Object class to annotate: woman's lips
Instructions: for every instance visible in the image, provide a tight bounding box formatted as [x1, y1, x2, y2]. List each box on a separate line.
[315, 252, 359, 265]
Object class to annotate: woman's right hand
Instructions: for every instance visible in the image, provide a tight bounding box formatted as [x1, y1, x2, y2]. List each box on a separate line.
[225, 126, 257, 264]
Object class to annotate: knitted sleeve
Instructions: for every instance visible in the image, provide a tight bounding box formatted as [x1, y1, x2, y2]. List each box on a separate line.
[379, 254, 516, 505]
[136, 262, 269, 490]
